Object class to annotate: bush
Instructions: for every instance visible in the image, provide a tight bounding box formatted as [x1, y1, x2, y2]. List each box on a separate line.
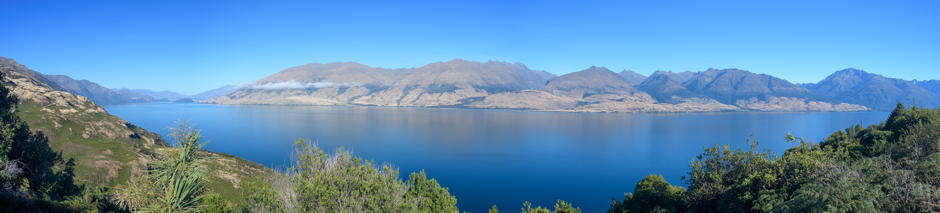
[610, 103, 940, 212]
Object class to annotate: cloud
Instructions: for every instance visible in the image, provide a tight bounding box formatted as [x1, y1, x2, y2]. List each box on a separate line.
[250, 81, 356, 90]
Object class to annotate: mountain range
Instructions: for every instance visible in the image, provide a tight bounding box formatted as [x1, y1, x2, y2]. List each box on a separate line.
[0, 56, 270, 201]
[43, 74, 236, 105]
[209, 59, 938, 112]
[18, 57, 940, 112]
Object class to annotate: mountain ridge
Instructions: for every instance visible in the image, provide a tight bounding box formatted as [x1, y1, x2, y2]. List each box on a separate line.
[212, 60, 877, 112]
[0, 56, 272, 202]
[808, 68, 940, 110]
[17, 56, 936, 112]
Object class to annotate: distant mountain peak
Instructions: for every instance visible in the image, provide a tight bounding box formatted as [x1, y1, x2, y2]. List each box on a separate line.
[542, 66, 636, 97]
[810, 68, 940, 110]
[438, 58, 476, 65]
[581, 66, 613, 73]
[831, 68, 873, 77]
[836, 67, 866, 73]
[638, 72, 696, 103]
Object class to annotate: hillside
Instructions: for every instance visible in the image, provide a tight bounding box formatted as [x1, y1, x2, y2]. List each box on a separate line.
[213, 61, 738, 112]
[0, 57, 273, 202]
[915, 80, 940, 96]
[44, 74, 155, 105]
[471, 66, 740, 112]
[192, 85, 239, 100]
[215, 59, 555, 107]
[683, 68, 812, 102]
[542, 66, 637, 97]
[653, 71, 696, 84]
[116, 88, 189, 101]
[809, 68, 940, 111]
[637, 72, 698, 103]
[618, 70, 647, 85]
[210, 60, 884, 112]
[681, 69, 867, 111]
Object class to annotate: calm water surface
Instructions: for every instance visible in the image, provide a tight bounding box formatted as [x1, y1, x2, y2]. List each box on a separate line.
[106, 103, 889, 212]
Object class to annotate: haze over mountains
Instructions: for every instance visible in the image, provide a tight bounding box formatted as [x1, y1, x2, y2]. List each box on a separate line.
[15, 56, 940, 112]
[42, 74, 234, 105]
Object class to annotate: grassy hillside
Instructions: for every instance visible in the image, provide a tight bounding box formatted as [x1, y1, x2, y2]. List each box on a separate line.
[2, 57, 274, 205]
[15, 101, 274, 202]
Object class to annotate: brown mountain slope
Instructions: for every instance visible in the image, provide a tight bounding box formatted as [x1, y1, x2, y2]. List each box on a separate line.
[215, 59, 554, 107]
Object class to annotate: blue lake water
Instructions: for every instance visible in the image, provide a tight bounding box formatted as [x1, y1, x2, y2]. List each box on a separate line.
[105, 103, 889, 212]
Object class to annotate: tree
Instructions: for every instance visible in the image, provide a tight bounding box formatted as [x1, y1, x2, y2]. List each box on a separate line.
[240, 177, 287, 212]
[407, 170, 459, 212]
[0, 72, 81, 209]
[609, 175, 685, 213]
[521, 200, 581, 213]
[613, 103, 940, 212]
[113, 123, 209, 212]
[253, 139, 459, 212]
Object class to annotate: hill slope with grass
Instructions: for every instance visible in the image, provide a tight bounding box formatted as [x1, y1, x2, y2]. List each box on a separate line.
[1, 57, 273, 206]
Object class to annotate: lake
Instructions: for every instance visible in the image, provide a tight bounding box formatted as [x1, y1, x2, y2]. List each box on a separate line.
[106, 103, 889, 212]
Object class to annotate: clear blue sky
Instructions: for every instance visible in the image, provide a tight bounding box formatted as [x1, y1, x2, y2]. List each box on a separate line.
[2, 0, 938, 94]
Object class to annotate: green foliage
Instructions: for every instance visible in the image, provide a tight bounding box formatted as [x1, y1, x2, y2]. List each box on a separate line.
[407, 170, 459, 213]
[686, 142, 779, 212]
[240, 177, 286, 212]
[0, 72, 82, 210]
[521, 201, 551, 213]
[113, 123, 209, 212]
[238, 139, 459, 212]
[609, 175, 685, 213]
[200, 193, 235, 213]
[610, 103, 940, 212]
[916, 153, 940, 185]
[520, 200, 581, 213]
[290, 141, 414, 212]
[61, 186, 126, 212]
